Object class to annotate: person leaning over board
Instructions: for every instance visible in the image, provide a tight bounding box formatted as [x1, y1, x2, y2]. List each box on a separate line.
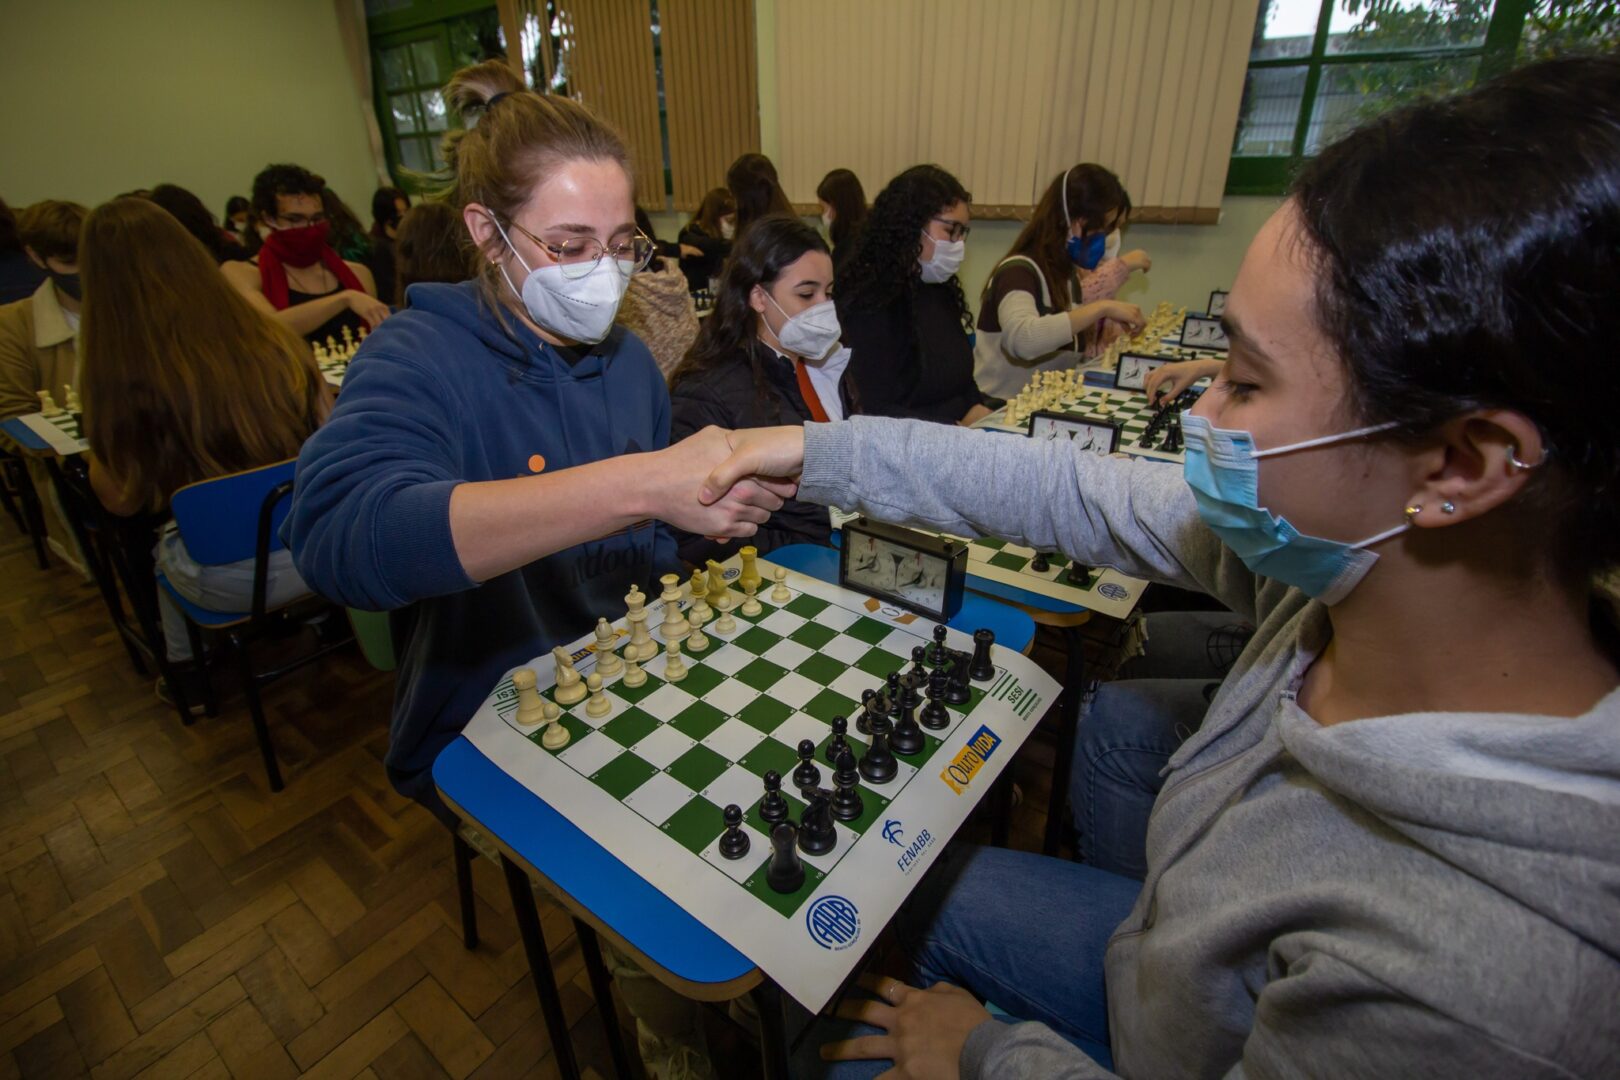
[837, 164, 997, 426]
[677, 186, 736, 292]
[703, 53, 1620, 1080]
[973, 165, 1150, 399]
[284, 59, 786, 1080]
[668, 214, 854, 565]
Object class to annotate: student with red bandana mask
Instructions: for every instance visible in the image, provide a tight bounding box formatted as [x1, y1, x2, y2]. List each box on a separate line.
[224, 164, 391, 345]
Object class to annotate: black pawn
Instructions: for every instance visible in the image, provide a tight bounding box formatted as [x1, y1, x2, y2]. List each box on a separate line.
[719, 803, 750, 860]
[891, 699, 925, 757]
[909, 645, 928, 685]
[765, 822, 805, 894]
[921, 668, 950, 729]
[1031, 552, 1050, 573]
[885, 672, 904, 717]
[798, 792, 836, 856]
[759, 770, 789, 827]
[1065, 562, 1093, 588]
[969, 628, 996, 682]
[792, 739, 821, 793]
[859, 716, 898, 784]
[830, 748, 864, 822]
[928, 623, 949, 667]
[824, 716, 851, 765]
[900, 667, 923, 713]
[856, 689, 877, 736]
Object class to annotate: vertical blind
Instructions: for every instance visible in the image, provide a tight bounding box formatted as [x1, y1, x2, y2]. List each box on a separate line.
[772, 0, 1260, 222]
[662, 0, 761, 212]
[553, 0, 665, 202]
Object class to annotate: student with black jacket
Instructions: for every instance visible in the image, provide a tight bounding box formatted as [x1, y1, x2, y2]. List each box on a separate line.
[676, 187, 736, 291]
[669, 214, 851, 564]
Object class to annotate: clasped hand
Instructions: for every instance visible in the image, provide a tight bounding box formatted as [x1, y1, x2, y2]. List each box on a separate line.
[656, 426, 805, 540]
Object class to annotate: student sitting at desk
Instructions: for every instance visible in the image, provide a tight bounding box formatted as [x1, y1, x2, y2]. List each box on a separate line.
[677, 186, 735, 292]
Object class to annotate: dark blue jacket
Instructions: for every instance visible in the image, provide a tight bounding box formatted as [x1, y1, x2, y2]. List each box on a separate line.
[286, 281, 678, 804]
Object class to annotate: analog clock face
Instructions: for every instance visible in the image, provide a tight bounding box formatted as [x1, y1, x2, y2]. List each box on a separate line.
[1029, 417, 1114, 455]
[846, 535, 946, 613]
[1182, 317, 1229, 350]
[1116, 354, 1166, 390]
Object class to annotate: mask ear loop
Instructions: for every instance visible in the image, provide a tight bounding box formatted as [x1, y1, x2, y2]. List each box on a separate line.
[486, 212, 535, 303]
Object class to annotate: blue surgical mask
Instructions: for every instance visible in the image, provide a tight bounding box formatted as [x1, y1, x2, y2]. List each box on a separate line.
[1181, 413, 1407, 604]
[1066, 232, 1106, 270]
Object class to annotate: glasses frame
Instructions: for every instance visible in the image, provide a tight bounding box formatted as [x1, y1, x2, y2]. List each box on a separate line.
[928, 216, 971, 242]
[506, 218, 656, 279]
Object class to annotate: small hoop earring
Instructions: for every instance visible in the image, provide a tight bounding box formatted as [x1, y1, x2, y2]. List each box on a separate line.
[1404, 503, 1423, 524]
[1508, 444, 1546, 471]
[1440, 500, 1457, 515]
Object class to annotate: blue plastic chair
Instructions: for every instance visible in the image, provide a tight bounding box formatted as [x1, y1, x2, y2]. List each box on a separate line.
[156, 459, 353, 791]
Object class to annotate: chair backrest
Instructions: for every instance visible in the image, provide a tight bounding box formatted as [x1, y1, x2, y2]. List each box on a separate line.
[168, 459, 297, 567]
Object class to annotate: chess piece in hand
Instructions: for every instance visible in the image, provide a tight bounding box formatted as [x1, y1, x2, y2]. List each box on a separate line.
[1143, 358, 1225, 408]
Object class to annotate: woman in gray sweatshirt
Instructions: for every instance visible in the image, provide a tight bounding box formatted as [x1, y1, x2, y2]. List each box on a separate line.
[701, 53, 1620, 1080]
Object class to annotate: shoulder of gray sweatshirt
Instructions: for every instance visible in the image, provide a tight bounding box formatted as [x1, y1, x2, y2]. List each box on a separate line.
[798, 417, 1620, 1080]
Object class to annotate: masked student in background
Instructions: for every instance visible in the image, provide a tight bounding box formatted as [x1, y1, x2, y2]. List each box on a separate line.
[668, 214, 855, 565]
[223, 163, 391, 345]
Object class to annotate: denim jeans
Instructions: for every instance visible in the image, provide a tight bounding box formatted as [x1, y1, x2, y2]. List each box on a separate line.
[155, 527, 310, 661]
[797, 845, 1140, 1078]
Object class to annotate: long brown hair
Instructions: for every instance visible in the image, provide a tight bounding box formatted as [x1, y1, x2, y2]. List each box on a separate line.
[993, 164, 1130, 313]
[79, 198, 328, 512]
[726, 153, 793, 234]
[688, 187, 736, 239]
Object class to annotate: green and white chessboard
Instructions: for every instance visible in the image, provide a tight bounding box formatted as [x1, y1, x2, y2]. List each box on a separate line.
[979, 385, 1196, 463]
[16, 410, 87, 456]
[462, 555, 1058, 1012]
[317, 353, 349, 388]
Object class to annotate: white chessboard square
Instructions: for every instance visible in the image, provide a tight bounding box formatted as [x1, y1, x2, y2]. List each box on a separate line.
[626, 770, 696, 826]
[759, 608, 806, 637]
[630, 724, 696, 769]
[879, 627, 925, 657]
[821, 633, 871, 665]
[703, 678, 758, 717]
[703, 645, 756, 677]
[638, 682, 695, 723]
[701, 762, 769, 817]
[863, 753, 919, 791]
[829, 667, 876, 702]
[763, 670, 818, 710]
[761, 639, 814, 672]
[797, 821, 861, 873]
[699, 823, 770, 884]
[558, 730, 623, 776]
[705, 718, 769, 765]
[773, 710, 830, 751]
[815, 604, 861, 632]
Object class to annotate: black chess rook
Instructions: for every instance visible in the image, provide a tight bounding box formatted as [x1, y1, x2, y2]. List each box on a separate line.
[969, 628, 996, 682]
[766, 822, 805, 894]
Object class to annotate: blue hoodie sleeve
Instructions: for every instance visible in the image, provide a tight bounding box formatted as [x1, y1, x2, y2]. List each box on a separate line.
[286, 351, 478, 611]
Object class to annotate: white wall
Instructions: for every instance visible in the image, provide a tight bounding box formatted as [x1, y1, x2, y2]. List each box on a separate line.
[0, 0, 383, 221]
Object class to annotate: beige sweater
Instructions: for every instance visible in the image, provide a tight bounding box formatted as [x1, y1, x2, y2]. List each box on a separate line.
[617, 263, 700, 377]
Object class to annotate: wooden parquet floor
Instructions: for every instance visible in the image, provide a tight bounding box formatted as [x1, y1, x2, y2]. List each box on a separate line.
[0, 519, 1075, 1079]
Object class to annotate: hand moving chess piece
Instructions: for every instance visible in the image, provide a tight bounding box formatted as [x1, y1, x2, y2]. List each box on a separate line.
[552, 646, 586, 706]
[594, 617, 622, 676]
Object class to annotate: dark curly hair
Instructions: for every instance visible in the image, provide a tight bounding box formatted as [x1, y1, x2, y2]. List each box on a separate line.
[835, 164, 973, 333]
[250, 163, 325, 221]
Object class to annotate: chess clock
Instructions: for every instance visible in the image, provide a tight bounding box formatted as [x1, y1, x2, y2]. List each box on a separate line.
[1180, 314, 1230, 351]
[1207, 290, 1229, 317]
[1114, 352, 1171, 391]
[1026, 411, 1120, 456]
[840, 517, 967, 622]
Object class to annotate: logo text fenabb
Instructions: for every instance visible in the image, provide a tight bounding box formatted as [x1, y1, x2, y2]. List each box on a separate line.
[940, 725, 1002, 794]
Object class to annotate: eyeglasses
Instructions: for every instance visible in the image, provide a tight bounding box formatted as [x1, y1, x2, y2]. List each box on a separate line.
[275, 212, 328, 228]
[506, 219, 656, 279]
[929, 216, 971, 242]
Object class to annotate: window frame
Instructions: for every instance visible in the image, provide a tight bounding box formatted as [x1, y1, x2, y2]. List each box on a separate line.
[1226, 0, 1533, 195]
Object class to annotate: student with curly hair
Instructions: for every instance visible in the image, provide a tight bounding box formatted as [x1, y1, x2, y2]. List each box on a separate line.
[836, 164, 993, 425]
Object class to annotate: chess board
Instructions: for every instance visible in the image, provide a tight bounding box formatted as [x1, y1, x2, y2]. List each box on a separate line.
[917, 532, 1147, 617]
[979, 385, 1201, 464]
[15, 410, 87, 456]
[317, 353, 348, 388]
[461, 555, 1058, 1012]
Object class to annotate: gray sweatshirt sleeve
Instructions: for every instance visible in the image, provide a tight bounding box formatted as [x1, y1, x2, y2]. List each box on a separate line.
[799, 416, 1260, 617]
[962, 1020, 1116, 1079]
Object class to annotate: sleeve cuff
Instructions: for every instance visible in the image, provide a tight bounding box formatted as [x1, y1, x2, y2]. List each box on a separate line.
[960, 1018, 1011, 1080]
[798, 420, 855, 509]
[371, 478, 476, 603]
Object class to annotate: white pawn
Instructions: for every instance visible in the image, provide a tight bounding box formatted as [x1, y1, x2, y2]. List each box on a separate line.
[64, 384, 81, 413]
[512, 669, 547, 726]
[593, 617, 622, 676]
[585, 673, 611, 719]
[712, 590, 737, 635]
[771, 566, 791, 604]
[740, 577, 762, 617]
[314, 342, 330, 364]
[621, 654, 646, 688]
[552, 645, 586, 706]
[663, 637, 688, 682]
[36, 390, 61, 417]
[540, 700, 569, 750]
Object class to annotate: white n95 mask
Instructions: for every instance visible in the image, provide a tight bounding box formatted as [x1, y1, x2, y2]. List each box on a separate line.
[766, 293, 841, 360]
[492, 216, 630, 344]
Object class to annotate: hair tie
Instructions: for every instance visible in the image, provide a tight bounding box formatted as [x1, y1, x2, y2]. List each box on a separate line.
[486, 92, 511, 109]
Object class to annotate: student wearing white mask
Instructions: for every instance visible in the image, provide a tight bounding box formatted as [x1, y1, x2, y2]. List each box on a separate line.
[838, 164, 996, 425]
[669, 214, 854, 564]
[974, 164, 1152, 398]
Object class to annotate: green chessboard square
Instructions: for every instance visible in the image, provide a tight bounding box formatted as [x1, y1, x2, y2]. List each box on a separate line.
[590, 751, 659, 799]
[731, 625, 782, 656]
[794, 653, 847, 685]
[528, 713, 590, 752]
[661, 794, 724, 854]
[1046, 552, 1073, 569]
[845, 617, 893, 645]
[832, 782, 892, 835]
[784, 593, 831, 619]
[735, 657, 788, 692]
[737, 599, 777, 623]
[987, 551, 1027, 572]
[953, 684, 989, 714]
[802, 687, 857, 724]
[600, 707, 660, 748]
[669, 700, 728, 740]
[976, 537, 1009, 551]
[740, 737, 799, 779]
[855, 645, 906, 679]
[666, 743, 729, 792]
[672, 661, 726, 697]
[788, 622, 838, 650]
[737, 696, 792, 733]
[609, 669, 664, 703]
[743, 787, 806, 835]
[742, 856, 826, 918]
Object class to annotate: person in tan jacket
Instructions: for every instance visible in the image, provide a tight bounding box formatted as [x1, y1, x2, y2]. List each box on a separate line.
[0, 200, 84, 418]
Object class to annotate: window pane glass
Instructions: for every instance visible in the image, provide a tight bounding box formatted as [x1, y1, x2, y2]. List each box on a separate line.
[390, 93, 419, 134]
[1327, 0, 1494, 56]
[379, 46, 413, 91]
[410, 40, 442, 86]
[418, 89, 448, 131]
[1232, 65, 1308, 157]
[1251, 0, 1323, 59]
[1305, 55, 1480, 152]
[399, 138, 434, 174]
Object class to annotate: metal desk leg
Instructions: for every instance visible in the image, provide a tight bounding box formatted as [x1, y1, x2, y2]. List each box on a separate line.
[574, 918, 635, 1080]
[752, 979, 790, 1080]
[1042, 626, 1087, 856]
[501, 855, 582, 1080]
[8, 458, 49, 571]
